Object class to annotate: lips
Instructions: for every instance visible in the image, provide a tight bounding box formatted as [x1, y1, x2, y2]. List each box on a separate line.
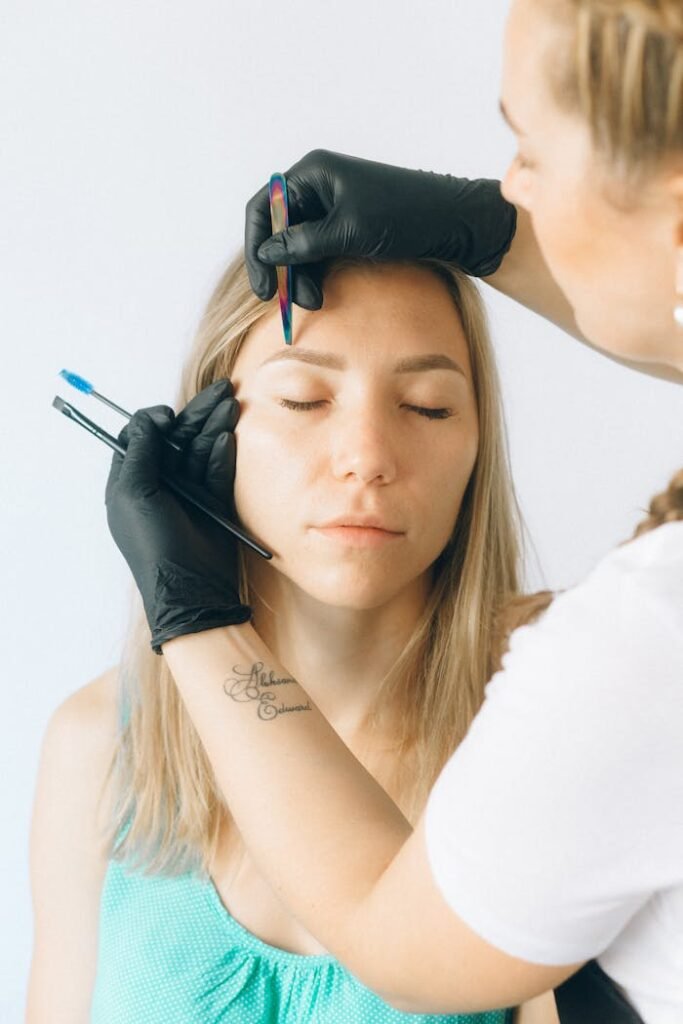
[316, 515, 403, 533]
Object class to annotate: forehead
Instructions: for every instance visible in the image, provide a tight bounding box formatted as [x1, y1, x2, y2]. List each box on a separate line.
[232, 264, 473, 384]
[502, 2, 550, 113]
[502, 1, 584, 117]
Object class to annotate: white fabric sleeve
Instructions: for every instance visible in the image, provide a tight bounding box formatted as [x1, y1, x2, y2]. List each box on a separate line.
[424, 537, 683, 966]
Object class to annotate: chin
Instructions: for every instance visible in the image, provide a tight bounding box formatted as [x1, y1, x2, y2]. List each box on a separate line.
[292, 563, 415, 611]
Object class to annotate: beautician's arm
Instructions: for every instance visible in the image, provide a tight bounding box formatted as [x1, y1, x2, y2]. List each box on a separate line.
[163, 622, 584, 1015]
[482, 206, 584, 339]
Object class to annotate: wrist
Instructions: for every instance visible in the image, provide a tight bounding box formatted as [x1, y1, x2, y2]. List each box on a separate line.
[152, 600, 252, 656]
[161, 617, 259, 658]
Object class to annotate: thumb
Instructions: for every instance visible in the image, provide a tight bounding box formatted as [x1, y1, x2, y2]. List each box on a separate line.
[257, 215, 341, 266]
[117, 409, 172, 499]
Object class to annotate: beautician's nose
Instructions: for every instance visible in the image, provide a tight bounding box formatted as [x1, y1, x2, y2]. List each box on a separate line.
[328, 403, 399, 485]
[501, 159, 530, 212]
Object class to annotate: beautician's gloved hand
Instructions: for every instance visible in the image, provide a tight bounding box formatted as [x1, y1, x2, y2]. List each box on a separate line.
[245, 149, 517, 309]
[105, 380, 251, 655]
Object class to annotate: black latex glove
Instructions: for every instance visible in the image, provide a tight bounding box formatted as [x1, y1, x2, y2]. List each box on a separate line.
[105, 380, 251, 655]
[245, 149, 517, 310]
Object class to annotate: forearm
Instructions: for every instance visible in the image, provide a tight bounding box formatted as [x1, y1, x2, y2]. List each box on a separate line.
[482, 206, 585, 343]
[163, 623, 412, 974]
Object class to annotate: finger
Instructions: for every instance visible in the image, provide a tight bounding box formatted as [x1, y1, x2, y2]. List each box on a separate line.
[181, 398, 240, 486]
[291, 265, 324, 310]
[204, 431, 236, 508]
[205, 395, 240, 433]
[116, 409, 171, 499]
[245, 183, 278, 301]
[105, 449, 124, 506]
[106, 405, 175, 503]
[256, 218, 337, 266]
[120, 405, 176, 447]
[285, 169, 329, 224]
[169, 381, 234, 448]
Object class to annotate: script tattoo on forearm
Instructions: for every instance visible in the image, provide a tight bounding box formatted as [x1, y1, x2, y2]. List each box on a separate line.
[223, 661, 312, 721]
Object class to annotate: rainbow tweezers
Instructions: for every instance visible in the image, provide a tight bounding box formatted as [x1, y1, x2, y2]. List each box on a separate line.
[268, 172, 292, 344]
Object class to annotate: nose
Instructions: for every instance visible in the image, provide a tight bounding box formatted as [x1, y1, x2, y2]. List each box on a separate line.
[500, 160, 518, 205]
[329, 404, 399, 485]
[501, 158, 530, 211]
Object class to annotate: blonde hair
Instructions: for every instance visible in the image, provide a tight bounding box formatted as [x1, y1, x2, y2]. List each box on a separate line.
[101, 254, 524, 876]
[550, 0, 683, 179]
[494, 467, 683, 657]
[495, 0, 683, 649]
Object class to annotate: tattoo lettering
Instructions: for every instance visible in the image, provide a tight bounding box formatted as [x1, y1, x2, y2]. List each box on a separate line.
[223, 661, 311, 720]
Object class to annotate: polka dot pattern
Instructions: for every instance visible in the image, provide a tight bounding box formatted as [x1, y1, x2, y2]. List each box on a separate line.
[91, 858, 514, 1023]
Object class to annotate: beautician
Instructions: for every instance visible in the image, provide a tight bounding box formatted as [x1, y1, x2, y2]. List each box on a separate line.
[105, 1, 683, 1022]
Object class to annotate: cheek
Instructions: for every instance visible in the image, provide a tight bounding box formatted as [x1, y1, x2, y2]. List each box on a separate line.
[530, 183, 600, 298]
[425, 427, 479, 531]
[232, 414, 296, 528]
[232, 406, 325, 549]
[532, 183, 649, 349]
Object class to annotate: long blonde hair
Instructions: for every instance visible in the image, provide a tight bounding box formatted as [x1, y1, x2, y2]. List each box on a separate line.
[101, 254, 524, 876]
[496, 0, 683, 644]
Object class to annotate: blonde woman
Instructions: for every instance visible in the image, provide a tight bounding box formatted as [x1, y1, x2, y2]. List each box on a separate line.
[97, 2, 682, 1024]
[26, 255, 555, 1022]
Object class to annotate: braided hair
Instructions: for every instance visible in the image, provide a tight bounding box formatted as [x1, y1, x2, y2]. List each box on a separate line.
[493, 469, 683, 670]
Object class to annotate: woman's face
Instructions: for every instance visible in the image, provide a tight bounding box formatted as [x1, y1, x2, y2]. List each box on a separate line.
[230, 264, 479, 611]
[500, 0, 683, 375]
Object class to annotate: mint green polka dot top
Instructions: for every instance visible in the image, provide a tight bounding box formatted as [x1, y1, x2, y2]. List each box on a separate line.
[90, 853, 514, 1024]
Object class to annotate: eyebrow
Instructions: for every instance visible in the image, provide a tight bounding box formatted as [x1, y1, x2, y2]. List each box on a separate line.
[258, 348, 467, 378]
[499, 98, 525, 136]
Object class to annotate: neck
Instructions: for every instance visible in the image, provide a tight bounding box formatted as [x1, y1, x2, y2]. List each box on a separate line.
[244, 558, 431, 745]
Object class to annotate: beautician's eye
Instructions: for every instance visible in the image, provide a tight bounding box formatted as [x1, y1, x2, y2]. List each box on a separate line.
[513, 152, 535, 172]
[278, 399, 453, 420]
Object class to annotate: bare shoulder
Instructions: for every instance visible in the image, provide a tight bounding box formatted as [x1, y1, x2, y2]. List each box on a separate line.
[43, 665, 121, 829]
[30, 661, 122, 897]
[54, 663, 120, 731]
[26, 665, 122, 1023]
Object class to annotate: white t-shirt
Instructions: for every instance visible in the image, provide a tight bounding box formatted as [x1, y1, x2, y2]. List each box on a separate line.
[425, 521, 683, 1024]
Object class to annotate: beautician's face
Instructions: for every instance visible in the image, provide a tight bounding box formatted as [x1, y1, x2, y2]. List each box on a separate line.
[230, 264, 479, 610]
[500, 0, 682, 374]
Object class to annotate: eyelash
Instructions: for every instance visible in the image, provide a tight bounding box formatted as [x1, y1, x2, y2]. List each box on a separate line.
[513, 152, 534, 172]
[278, 399, 453, 420]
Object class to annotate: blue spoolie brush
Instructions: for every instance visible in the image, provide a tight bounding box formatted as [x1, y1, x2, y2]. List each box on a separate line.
[59, 369, 182, 453]
[59, 369, 134, 419]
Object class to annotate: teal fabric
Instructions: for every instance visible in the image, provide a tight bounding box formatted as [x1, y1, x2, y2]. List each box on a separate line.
[91, 855, 515, 1024]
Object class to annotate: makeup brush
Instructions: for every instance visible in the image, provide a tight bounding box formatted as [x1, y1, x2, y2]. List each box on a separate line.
[52, 374, 272, 560]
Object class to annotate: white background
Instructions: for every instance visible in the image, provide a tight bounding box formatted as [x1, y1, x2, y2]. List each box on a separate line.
[2, 1, 681, 1019]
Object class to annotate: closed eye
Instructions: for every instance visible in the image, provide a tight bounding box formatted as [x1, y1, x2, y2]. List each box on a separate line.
[405, 405, 453, 420]
[278, 399, 325, 412]
[278, 399, 453, 420]
[513, 152, 535, 172]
